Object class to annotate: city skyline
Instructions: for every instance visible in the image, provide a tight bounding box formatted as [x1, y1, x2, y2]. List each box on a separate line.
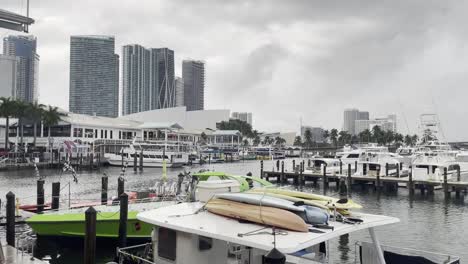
[2, 0, 468, 140]
[183, 60, 205, 111]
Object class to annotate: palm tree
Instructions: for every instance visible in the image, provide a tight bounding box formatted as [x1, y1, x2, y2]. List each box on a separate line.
[42, 106, 63, 150]
[358, 129, 372, 143]
[322, 130, 330, 143]
[0, 97, 17, 150]
[274, 136, 286, 147]
[371, 125, 383, 144]
[242, 139, 249, 147]
[404, 135, 412, 146]
[330, 129, 338, 147]
[253, 135, 260, 146]
[304, 129, 313, 148]
[293, 136, 302, 146]
[13, 100, 29, 146]
[411, 134, 419, 146]
[27, 101, 45, 148]
[338, 130, 351, 145]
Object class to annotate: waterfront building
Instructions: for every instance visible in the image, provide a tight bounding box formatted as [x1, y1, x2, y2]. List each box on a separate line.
[300, 126, 325, 143]
[155, 48, 175, 109]
[231, 112, 252, 125]
[354, 114, 397, 134]
[175, 77, 184, 107]
[343, 108, 370, 135]
[0, 55, 18, 98]
[183, 60, 205, 111]
[69, 35, 119, 117]
[3, 35, 39, 102]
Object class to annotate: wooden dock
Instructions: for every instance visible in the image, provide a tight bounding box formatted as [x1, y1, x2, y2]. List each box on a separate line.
[260, 160, 468, 199]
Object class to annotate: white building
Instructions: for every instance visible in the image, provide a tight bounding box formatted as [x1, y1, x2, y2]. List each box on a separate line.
[231, 112, 252, 125]
[0, 55, 18, 98]
[343, 108, 369, 135]
[355, 114, 397, 134]
[175, 77, 184, 107]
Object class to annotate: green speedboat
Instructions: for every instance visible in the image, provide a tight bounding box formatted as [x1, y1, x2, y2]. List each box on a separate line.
[193, 171, 273, 191]
[26, 201, 175, 238]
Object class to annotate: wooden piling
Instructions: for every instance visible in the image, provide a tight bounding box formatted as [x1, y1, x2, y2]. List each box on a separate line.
[118, 177, 125, 197]
[89, 153, 94, 168]
[133, 154, 137, 172]
[363, 164, 367, 176]
[101, 176, 108, 205]
[347, 164, 352, 191]
[299, 162, 304, 187]
[260, 160, 264, 179]
[396, 164, 400, 177]
[6, 192, 15, 247]
[323, 165, 328, 189]
[37, 179, 45, 213]
[119, 193, 128, 248]
[385, 163, 389, 177]
[139, 151, 143, 171]
[339, 160, 343, 175]
[281, 161, 285, 184]
[84, 207, 97, 264]
[443, 167, 449, 199]
[354, 161, 357, 173]
[376, 170, 381, 191]
[80, 153, 83, 169]
[307, 159, 311, 167]
[408, 168, 414, 195]
[51, 182, 60, 210]
[456, 167, 461, 197]
[292, 160, 296, 171]
[276, 160, 279, 171]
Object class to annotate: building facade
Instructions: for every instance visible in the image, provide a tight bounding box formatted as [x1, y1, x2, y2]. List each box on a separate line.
[183, 60, 205, 111]
[301, 126, 325, 143]
[155, 48, 175, 109]
[3, 35, 39, 102]
[69, 35, 119, 117]
[175, 77, 184, 107]
[0, 55, 18, 98]
[231, 112, 252, 125]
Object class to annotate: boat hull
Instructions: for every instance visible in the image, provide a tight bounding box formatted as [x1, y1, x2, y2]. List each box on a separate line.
[27, 211, 152, 238]
[106, 159, 184, 168]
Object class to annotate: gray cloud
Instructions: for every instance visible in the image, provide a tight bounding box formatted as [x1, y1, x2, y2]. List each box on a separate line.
[2, 0, 468, 140]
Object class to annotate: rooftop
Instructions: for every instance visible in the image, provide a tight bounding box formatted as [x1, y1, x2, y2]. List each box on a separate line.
[137, 202, 399, 254]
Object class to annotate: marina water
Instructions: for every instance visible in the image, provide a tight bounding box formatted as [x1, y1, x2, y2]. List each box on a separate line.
[1, 159, 467, 264]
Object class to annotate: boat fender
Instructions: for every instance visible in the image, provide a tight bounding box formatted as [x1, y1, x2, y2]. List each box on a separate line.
[263, 248, 286, 264]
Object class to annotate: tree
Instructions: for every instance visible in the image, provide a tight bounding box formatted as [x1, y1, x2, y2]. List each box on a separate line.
[14, 100, 28, 146]
[27, 101, 45, 148]
[217, 119, 253, 138]
[0, 97, 17, 150]
[338, 130, 351, 145]
[253, 135, 261, 146]
[411, 134, 419, 146]
[371, 125, 384, 144]
[243, 139, 249, 147]
[322, 130, 330, 143]
[358, 129, 372, 143]
[383, 130, 395, 146]
[274, 136, 286, 147]
[199, 132, 208, 145]
[304, 129, 313, 148]
[42, 106, 64, 150]
[330, 129, 338, 147]
[394, 133, 404, 147]
[293, 136, 302, 146]
[404, 135, 412, 146]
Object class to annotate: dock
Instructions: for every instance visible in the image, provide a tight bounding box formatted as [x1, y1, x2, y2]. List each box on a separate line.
[260, 160, 468, 198]
[1, 244, 47, 264]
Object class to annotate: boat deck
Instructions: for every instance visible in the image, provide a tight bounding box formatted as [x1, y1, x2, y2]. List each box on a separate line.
[1, 244, 47, 264]
[137, 202, 399, 254]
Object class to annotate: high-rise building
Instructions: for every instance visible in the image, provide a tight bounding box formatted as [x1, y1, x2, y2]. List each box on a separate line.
[175, 77, 184, 107]
[154, 48, 175, 109]
[0, 55, 18, 98]
[231, 112, 252, 125]
[343, 108, 369, 135]
[3, 35, 39, 102]
[183, 60, 205, 111]
[354, 114, 397, 135]
[69, 35, 119, 117]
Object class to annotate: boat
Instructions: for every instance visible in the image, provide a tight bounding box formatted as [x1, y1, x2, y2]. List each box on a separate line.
[304, 157, 342, 174]
[118, 197, 459, 264]
[193, 171, 273, 191]
[354, 152, 408, 177]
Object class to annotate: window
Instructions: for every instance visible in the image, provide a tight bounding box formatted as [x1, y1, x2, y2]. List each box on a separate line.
[119, 131, 122, 139]
[346, 154, 360, 158]
[94, 129, 98, 138]
[105, 130, 108, 139]
[85, 129, 94, 138]
[73, 128, 83, 137]
[110, 131, 113, 139]
[158, 228, 176, 260]
[101, 130, 103, 138]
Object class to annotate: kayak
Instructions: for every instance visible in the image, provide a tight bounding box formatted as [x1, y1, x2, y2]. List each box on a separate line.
[206, 198, 309, 232]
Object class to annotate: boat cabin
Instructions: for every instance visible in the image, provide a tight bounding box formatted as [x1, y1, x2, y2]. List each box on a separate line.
[133, 202, 405, 264]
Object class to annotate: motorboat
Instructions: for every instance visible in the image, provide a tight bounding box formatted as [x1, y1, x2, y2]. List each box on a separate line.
[304, 157, 342, 175]
[354, 152, 408, 177]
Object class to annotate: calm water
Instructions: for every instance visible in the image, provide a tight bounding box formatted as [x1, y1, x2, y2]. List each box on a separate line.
[0, 159, 467, 263]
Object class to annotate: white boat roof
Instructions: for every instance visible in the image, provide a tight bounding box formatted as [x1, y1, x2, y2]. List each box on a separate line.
[137, 202, 399, 254]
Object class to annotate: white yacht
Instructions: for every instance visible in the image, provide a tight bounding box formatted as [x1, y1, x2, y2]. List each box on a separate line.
[304, 157, 342, 175]
[354, 152, 408, 177]
[116, 200, 459, 264]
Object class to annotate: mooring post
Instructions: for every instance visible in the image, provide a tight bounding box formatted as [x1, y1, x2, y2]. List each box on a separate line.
[292, 160, 296, 172]
[281, 161, 285, 184]
[51, 182, 60, 210]
[84, 207, 97, 264]
[456, 167, 461, 198]
[307, 159, 311, 167]
[276, 160, 279, 171]
[443, 167, 449, 199]
[339, 160, 343, 175]
[299, 161, 304, 187]
[119, 193, 128, 248]
[347, 164, 352, 192]
[133, 153, 137, 172]
[139, 151, 143, 171]
[376, 169, 381, 191]
[396, 164, 400, 178]
[101, 176, 108, 205]
[6, 192, 15, 247]
[80, 153, 83, 169]
[89, 153, 94, 168]
[37, 179, 45, 213]
[354, 161, 357, 173]
[323, 165, 328, 189]
[385, 163, 389, 177]
[260, 160, 264, 179]
[408, 167, 414, 196]
[118, 177, 125, 197]
[363, 164, 367, 176]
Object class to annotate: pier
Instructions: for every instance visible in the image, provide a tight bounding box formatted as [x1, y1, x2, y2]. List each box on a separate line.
[260, 160, 468, 199]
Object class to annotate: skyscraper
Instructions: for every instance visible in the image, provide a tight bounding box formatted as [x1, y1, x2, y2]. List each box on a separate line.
[69, 35, 119, 117]
[343, 108, 370, 135]
[0, 55, 18, 98]
[231, 112, 253, 125]
[154, 48, 175, 109]
[3, 35, 39, 102]
[175, 77, 184, 107]
[183, 60, 205, 111]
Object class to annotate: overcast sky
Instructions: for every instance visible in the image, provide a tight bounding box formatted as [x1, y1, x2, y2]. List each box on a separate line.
[2, 0, 468, 140]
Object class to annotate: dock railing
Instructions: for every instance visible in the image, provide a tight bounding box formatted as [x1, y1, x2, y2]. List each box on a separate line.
[116, 243, 154, 264]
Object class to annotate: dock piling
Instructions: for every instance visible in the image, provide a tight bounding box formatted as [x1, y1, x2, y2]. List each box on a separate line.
[408, 168, 414, 195]
[260, 160, 264, 179]
[280, 161, 285, 184]
[118, 177, 125, 197]
[139, 151, 143, 171]
[385, 163, 389, 177]
[101, 176, 108, 205]
[133, 154, 137, 172]
[51, 182, 60, 210]
[37, 179, 45, 213]
[6, 192, 15, 247]
[376, 170, 381, 191]
[323, 165, 328, 189]
[443, 168, 449, 199]
[292, 160, 295, 172]
[84, 207, 97, 264]
[299, 161, 304, 187]
[396, 165, 400, 177]
[339, 160, 343, 175]
[347, 164, 352, 191]
[354, 161, 357, 173]
[118, 193, 128, 248]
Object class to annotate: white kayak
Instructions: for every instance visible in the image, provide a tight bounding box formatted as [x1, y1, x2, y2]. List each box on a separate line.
[214, 192, 304, 212]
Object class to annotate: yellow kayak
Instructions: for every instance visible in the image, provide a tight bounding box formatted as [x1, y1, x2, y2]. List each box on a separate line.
[248, 188, 362, 210]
